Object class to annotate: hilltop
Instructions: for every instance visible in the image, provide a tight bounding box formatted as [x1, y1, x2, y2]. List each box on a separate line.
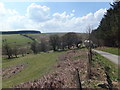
[0, 30, 41, 34]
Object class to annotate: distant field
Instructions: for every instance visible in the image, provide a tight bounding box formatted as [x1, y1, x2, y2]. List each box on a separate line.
[28, 33, 65, 41]
[97, 47, 119, 56]
[2, 34, 33, 47]
[3, 51, 64, 88]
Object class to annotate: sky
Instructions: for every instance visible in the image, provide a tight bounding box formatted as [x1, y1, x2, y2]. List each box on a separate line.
[0, 2, 111, 33]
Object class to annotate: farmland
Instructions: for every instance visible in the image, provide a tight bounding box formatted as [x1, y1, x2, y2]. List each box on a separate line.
[3, 49, 118, 88]
[3, 51, 64, 88]
[2, 34, 33, 47]
[1, 1, 120, 89]
[2, 33, 119, 89]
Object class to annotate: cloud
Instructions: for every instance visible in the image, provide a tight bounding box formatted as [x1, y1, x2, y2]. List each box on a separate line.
[72, 10, 75, 13]
[0, 2, 20, 30]
[0, 2, 18, 17]
[94, 8, 107, 20]
[53, 11, 74, 21]
[26, 3, 50, 22]
[0, 2, 107, 33]
[0, 2, 6, 17]
[41, 8, 106, 32]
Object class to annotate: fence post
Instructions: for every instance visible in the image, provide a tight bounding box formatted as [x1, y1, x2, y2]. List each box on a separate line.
[76, 68, 82, 90]
[87, 46, 92, 79]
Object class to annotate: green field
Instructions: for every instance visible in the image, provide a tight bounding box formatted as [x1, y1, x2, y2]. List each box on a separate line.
[3, 51, 64, 88]
[2, 34, 119, 88]
[97, 47, 119, 56]
[2, 34, 33, 47]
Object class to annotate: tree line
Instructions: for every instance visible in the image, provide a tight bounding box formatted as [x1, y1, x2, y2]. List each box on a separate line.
[31, 32, 82, 54]
[2, 39, 29, 59]
[2, 32, 83, 59]
[91, 1, 120, 47]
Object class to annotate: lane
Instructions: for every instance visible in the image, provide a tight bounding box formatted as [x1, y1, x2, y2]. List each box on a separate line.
[93, 49, 120, 66]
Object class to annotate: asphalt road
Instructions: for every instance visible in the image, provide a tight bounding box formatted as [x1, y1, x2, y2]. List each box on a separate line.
[93, 49, 120, 66]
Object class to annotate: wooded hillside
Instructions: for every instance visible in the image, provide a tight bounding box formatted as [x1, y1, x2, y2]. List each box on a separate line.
[91, 1, 120, 47]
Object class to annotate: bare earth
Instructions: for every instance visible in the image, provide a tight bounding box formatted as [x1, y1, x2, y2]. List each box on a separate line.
[2, 64, 27, 80]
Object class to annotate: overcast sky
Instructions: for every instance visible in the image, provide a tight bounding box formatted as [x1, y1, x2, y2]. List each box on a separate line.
[0, 2, 111, 33]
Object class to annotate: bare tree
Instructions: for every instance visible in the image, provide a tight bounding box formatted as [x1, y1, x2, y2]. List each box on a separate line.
[49, 35, 60, 51]
[31, 41, 39, 54]
[19, 48, 27, 57]
[12, 42, 18, 58]
[39, 38, 48, 52]
[12, 47, 18, 58]
[62, 32, 79, 49]
[3, 39, 13, 59]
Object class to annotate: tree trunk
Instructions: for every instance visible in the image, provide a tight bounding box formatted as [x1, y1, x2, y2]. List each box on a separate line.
[8, 55, 11, 59]
[15, 54, 18, 58]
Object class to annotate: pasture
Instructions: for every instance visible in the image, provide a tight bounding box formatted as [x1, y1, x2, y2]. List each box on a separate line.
[2, 33, 119, 89]
[2, 51, 64, 88]
[2, 34, 33, 47]
[3, 49, 119, 88]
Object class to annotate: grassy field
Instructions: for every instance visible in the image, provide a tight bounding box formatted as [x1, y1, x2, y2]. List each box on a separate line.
[2, 34, 33, 47]
[2, 33, 119, 88]
[2, 51, 64, 88]
[97, 47, 119, 56]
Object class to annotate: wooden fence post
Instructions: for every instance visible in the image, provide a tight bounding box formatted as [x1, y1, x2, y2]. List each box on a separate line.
[87, 46, 92, 79]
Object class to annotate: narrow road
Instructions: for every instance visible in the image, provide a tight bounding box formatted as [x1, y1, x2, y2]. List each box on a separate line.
[93, 49, 120, 66]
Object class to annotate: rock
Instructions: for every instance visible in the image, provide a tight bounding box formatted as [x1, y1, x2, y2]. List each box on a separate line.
[12, 71, 16, 73]
[57, 64, 61, 68]
[81, 81, 85, 84]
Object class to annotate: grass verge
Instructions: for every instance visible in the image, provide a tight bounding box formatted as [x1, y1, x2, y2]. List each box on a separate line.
[97, 47, 119, 56]
[93, 52, 120, 81]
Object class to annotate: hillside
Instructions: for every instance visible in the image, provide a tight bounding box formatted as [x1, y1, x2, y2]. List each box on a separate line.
[2, 34, 33, 47]
[2, 51, 64, 88]
[2, 49, 119, 88]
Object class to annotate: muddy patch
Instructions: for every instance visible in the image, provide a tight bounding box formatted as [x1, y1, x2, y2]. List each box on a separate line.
[2, 64, 27, 79]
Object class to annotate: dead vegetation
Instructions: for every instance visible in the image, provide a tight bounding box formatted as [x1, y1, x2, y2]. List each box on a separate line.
[14, 49, 88, 88]
[2, 64, 27, 80]
[12, 49, 119, 89]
